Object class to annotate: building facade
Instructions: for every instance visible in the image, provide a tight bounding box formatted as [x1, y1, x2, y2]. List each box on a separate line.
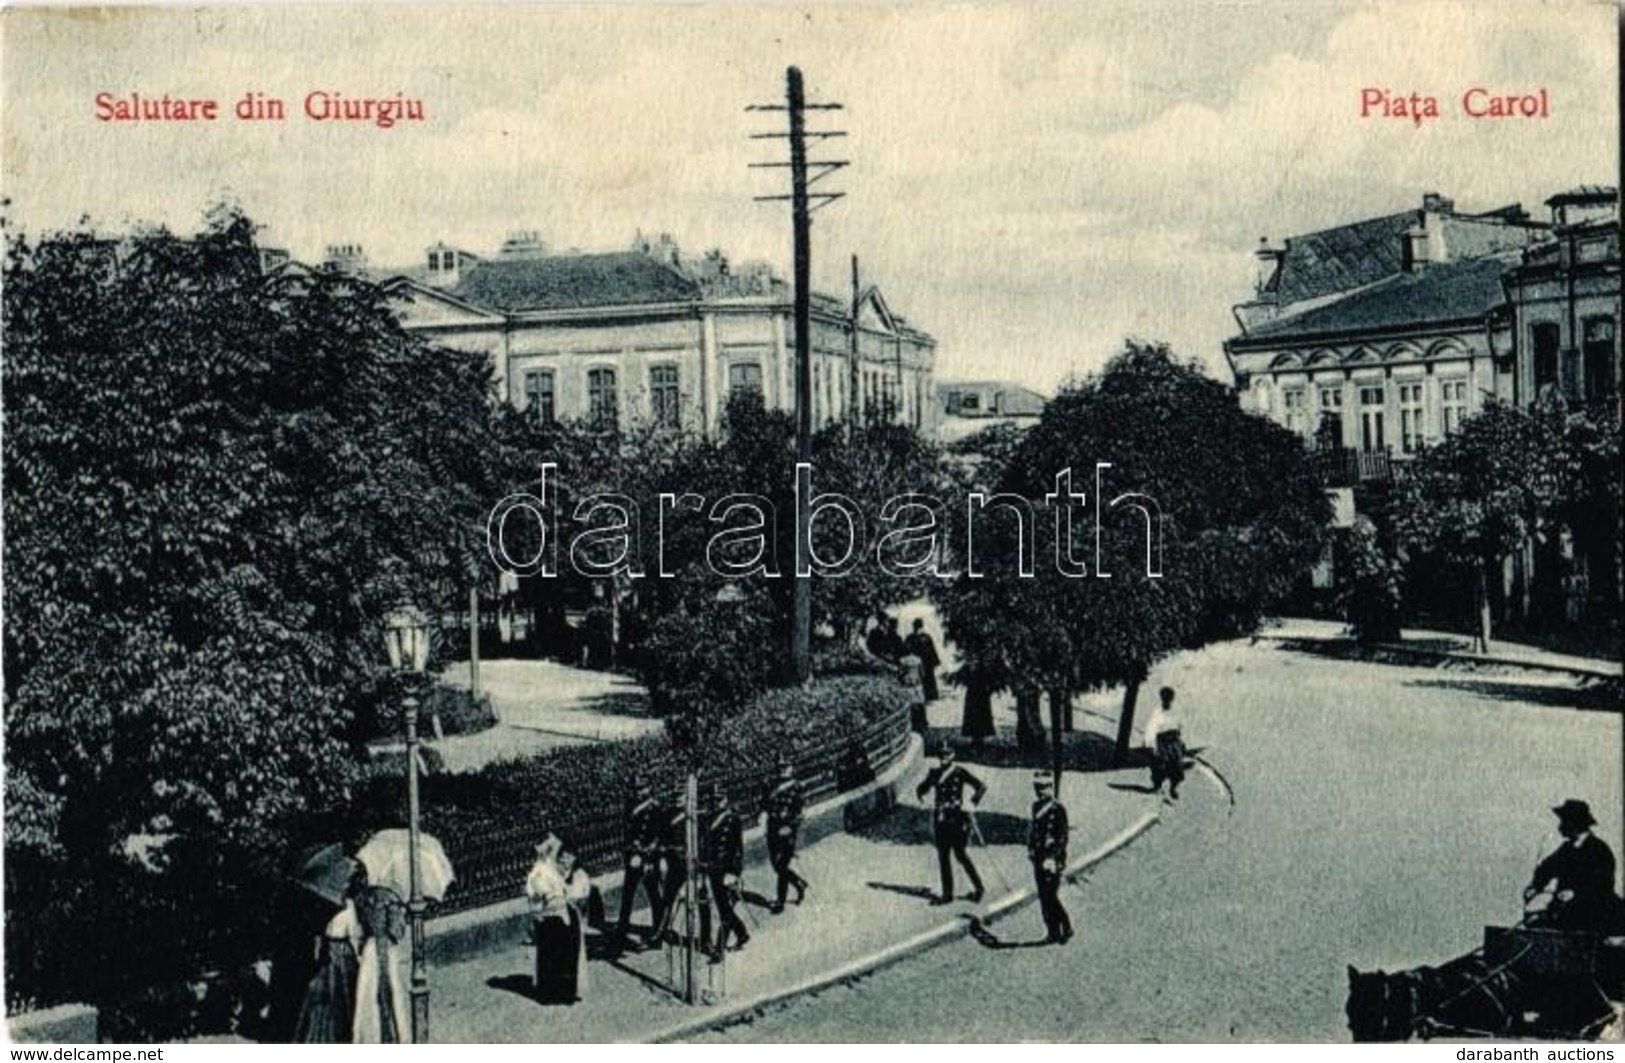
[372, 233, 937, 436]
[1225, 193, 1545, 485]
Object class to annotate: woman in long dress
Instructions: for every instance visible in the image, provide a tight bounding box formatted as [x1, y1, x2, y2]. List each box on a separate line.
[292, 890, 362, 1042]
[351, 885, 409, 1042]
[527, 835, 585, 1004]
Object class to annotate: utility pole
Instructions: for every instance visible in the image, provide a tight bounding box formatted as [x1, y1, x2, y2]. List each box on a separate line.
[750, 66, 846, 685]
[849, 254, 861, 441]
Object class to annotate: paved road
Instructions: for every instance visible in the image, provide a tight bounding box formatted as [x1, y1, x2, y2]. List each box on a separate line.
[698, 639, 1621, 1042]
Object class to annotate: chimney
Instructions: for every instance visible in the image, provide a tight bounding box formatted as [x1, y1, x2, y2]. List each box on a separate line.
[498, 230, 547, 258]
[322, 243, 368, 273]
[1422, 192, 1455, 214]
[1253, 236, 1284, 297]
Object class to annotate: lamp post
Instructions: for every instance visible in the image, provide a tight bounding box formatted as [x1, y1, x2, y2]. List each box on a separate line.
[384, 603, 431, 1044]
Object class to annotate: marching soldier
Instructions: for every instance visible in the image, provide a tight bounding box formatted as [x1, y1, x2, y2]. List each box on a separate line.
[615, 777, 666, 949]
[657, 795, 692, 944]
[915, 742, 987, 905]
[1028, 772, 1073, 944]
[764, 761, 808, 913]
[702, 782, 750, 961]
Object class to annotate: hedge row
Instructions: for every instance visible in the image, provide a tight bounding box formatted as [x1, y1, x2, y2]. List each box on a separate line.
[350, 673, 914, 914]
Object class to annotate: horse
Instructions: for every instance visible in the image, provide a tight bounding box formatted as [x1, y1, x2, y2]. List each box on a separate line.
[1345, 951, 1523, 1042]
[1347, 942, 1620, 1042]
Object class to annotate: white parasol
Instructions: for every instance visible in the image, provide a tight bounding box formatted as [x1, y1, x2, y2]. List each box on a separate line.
[355, 829, 456, 902]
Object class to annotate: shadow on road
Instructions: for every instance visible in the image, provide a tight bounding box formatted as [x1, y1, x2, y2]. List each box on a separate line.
[866, 881, 936, 901]
[485, 973, 536, 1001]
[1405, 677, 1622, 713]
[572, 691, 655, 719]
[853, 804, 1030, 847]
[967, 918, 1052, 951]
[923, 728, 1143, 774]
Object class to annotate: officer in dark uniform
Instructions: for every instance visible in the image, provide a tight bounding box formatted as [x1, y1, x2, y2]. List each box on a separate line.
[764, 761, 808, 913]
[702, 782, 750, 961]
[915, 742, 987, 904]
[657, 796, 692, 944]
[1028, 772, 1073, 944]
[615, 777, 666, 948]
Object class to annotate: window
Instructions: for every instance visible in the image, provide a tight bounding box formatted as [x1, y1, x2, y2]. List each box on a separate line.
[521, 369, 555, 426]
[1282, 388, 1308, 436]
[1315, 384, 1344, 446]
[587, 368, 618, 429]
[1397, 382, 1424, 454]
[1583, 316, 1616, 402]
[728, 361, 763, 397]
[649, 365, 680, 428]
[1440, 379, 1468, 435]
[1358, 384, 1385, 453]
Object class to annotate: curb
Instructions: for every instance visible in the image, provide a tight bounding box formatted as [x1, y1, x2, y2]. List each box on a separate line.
[644, 808, 1161, 1043]
[1258, 635, 1619, 681]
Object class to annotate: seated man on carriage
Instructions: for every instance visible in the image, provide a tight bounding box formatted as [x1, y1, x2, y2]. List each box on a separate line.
[1525, 800, 1625, 935]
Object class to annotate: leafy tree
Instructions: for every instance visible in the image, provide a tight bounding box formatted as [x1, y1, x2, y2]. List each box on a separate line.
[2, 210, 504, 1002]
[1337, 515, 1403, 644]
[1391, 401, 1566, 652]
[934, 341, 1329, 762]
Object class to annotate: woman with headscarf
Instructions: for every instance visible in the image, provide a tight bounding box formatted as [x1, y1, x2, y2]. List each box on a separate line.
[351, 884, 409, 1043]
[527, 834, 589, 1004]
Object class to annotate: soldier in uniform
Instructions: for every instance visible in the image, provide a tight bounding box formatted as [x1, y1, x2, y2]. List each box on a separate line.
[657, 796, 692, 944]
[702, 782, 750, 961]
[915, 742, 987, 904]
[1028, 772, 1073, 944]
[764, 761, 808, 913]
[615, 778, 666, 949]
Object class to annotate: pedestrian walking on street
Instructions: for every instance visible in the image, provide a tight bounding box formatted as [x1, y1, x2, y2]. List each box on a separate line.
[525, 834, 588, 1005]
[702, 783, 750, 961]
[764, 761, 808, 913]
[915, 742, 987, 905]
[1027, 773, 1073, 945]
[899, 651, 928, 733]
[292, 874, 363, 1043]
[1144, 685, 1186, 801]
[959, 664, 996, 746]
[351, 884, 409, 1042]
[658, 799, 691, 943]
[615, 777, 666, 949]
[904, 618, 942, 702]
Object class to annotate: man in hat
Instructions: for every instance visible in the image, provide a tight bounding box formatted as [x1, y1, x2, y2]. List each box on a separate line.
[915, 742, 987, 905]
[764, 762, 808, 913]
[903, 618, 942, 703]
[701, 782, 750, 960]
[1525, 799, 1623, 933]
[615, 777, 666, 949]
[1028, 772, 1073, 944]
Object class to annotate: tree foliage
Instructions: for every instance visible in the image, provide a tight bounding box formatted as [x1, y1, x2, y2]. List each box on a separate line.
[2, 210, 506, 1002]
[933, 341, 1330, 757]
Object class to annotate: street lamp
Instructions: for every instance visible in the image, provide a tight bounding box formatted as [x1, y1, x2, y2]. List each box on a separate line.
[383, 602, 431, 1044]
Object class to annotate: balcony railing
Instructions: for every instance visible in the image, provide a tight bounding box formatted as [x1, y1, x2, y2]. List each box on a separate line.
[1314, 446, 1394, 487]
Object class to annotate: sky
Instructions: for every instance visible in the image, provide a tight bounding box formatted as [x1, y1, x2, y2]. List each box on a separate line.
[2, 1, 1617, 391]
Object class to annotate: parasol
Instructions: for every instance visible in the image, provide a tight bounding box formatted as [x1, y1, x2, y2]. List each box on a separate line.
[291, 842, 360, 907]
[355, 829, 455, 902]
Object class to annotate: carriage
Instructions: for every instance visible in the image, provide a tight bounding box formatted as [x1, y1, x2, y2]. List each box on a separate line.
[1346, 925, 1625, 1041]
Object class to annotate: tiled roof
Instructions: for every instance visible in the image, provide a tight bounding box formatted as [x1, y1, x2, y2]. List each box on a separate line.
[1263, 210, 1420, 305]
[450, 253, 701, 312]
[1547, 185, 1618, 207]
[1240, 255, 1512, 343]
